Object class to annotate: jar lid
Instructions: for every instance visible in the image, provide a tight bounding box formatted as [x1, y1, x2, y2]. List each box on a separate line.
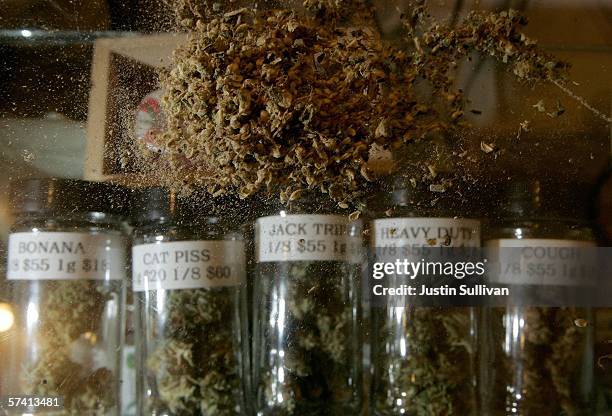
[497, 178, 593, 221]
[9, 178, 129, 216]
[390, 176, 427, 207]
[501, 179, 542, 216]
[131, 187, 227, 225]
[131, 187, 248, 225]
[131, 187, 179, 224]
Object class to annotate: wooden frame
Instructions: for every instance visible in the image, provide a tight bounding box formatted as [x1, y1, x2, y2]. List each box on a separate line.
[84, 33, 186, 185]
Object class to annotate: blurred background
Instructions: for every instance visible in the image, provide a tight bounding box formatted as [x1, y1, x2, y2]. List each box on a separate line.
[0, 0, 610, 406]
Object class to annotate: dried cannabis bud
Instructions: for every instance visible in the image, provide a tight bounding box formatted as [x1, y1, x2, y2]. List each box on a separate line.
[165, 0, 243, 29]
[141, 1, 569, 206]
[254, 261, 361, 415]
[154, 5, 426, 205]
[372, 307, 476, 415]
[21, 280, 118, 415]
[143, 288, 243, 415]
[484, 307, 590, 416]
[418, 10, 569, 84]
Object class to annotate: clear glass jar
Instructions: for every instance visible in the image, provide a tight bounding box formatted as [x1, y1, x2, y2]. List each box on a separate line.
[4, 178, 128, 415]
[252, 194, 363, 415]
[370, 179, 481, 416]
[131, 188, 249, 416]
[481, 180, 595, 415]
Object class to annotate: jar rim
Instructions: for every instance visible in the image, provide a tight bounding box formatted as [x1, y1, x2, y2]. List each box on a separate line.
[10, 178, 130, 217]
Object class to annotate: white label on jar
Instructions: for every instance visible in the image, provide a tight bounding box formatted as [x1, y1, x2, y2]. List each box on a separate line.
[132, 240, 246, 291]
[256, 215, 362, 263]
[486, 239, 596, 286]
[372, 218, 481, 247]
[7, 232, 126, 281]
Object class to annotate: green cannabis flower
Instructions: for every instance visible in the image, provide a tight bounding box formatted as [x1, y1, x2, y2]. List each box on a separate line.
[21, 280, 117, 416]
[255, 261, 361, 415]
[144, 288, 243, 416]
[486, 307, 589, 416]
[372, 307, 476, 415]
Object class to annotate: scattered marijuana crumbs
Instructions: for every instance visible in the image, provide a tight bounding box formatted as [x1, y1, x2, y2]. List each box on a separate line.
[547, 100, 566, 118]
[22, 149, 35, 162]
[480, 142, 496, 154]
[598, 354, 612, 370]
[573, 318, 588, 328]
[133, 1, 571, 207]
[532, 99, 566, 118]
[429, 183, 447, 193]
[533, 100, 546, 112]
[517, 120, 531, 139]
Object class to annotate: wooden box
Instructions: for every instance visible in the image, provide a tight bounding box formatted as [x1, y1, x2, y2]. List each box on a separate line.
[84, 33, 186, 185]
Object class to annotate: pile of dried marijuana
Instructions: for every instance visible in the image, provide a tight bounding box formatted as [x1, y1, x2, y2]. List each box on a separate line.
[137, 1, 568, 206]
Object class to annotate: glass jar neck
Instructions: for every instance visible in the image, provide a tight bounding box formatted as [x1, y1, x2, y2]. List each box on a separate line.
[136, 215, 223, 230]
[265, 192, 343, 216]
[377, 186, 474, 218]
[12, 211, 125, 231]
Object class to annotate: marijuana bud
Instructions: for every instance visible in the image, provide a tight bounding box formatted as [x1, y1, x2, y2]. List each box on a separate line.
[252, 197, 363, 415]
[5, 179, 128, 416]
[132, 188, 249, 416]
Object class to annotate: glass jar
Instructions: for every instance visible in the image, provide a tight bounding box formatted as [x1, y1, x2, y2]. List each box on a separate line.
[131, 188, 249, 416]
[4, 178, 128, 415]
[252, 194, 363, 415]
[370, 178, 481, 416]
[481, 180, 595, 415]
